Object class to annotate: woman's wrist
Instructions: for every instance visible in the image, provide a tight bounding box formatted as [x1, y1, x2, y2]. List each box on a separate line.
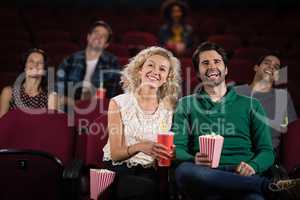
[127, 144, 139, 157]
[128, 143, 142, 156]
[126, 145, 131, 156]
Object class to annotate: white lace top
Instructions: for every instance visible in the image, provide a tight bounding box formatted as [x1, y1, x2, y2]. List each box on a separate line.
[102, 93, 173, 168]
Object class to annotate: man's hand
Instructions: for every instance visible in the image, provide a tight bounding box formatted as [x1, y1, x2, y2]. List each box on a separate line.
[195, 152, 211, 166]
[236, 161, 256, 176]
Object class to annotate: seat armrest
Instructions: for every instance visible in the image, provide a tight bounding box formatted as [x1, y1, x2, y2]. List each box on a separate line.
[62, 159, 85, 200]
[289, 164, 300, 178]
[63, 159, 84, 179]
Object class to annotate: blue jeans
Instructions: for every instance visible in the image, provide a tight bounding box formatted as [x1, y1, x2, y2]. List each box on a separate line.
[175, 162, 270, 200]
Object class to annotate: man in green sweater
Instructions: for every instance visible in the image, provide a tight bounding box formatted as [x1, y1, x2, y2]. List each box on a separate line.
[173, 42, 299, 199]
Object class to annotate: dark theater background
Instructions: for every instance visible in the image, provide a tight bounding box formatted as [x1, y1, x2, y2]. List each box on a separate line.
[0, 0, 299, 200]
[0, 0, 299, 113]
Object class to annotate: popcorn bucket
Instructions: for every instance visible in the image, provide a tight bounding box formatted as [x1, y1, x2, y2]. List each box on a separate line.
[90, 169, 115, 200]
[199, 134, 224, 168]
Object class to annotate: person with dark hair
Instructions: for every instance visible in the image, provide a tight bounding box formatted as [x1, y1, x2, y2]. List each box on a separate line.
[0, 48, 58, 118]
[235, 51, 298, 160]
[56, 20, 121, 106]
[159, 0, 193, 56]
[172, 42, 300, 199]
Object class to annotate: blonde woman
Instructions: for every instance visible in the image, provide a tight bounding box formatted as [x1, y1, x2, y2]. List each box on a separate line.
[102, 46, 181, 200]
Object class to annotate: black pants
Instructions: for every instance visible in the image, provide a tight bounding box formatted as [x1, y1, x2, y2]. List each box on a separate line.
[104, 161, 160, 200]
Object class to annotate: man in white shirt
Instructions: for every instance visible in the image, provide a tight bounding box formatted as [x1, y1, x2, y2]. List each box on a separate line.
[57, 20, 121, 104]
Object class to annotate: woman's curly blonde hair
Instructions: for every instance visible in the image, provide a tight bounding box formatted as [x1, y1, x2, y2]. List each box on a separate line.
[121, 46, 182, 109]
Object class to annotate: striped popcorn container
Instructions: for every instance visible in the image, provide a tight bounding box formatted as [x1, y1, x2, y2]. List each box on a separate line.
[90, 169, 116, 200]
[199, 134, 224, 168]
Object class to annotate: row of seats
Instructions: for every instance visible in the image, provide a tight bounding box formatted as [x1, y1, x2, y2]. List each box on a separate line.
[0, 56, 261, 96]
[1, 43, 299, 112]
[3, 27, 300, 53]
[1, 39, 300, 69]
[0, 55, 298, 97]
[2, 7, 300, 53]
[2, 31, 300, 69]
[0, 99, 109, 200]
[3, 7, 300, 33]
[0, 98, 300, 199]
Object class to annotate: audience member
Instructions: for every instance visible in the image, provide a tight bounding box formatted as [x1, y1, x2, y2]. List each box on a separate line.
[173, 42, 299, 200]
[235, 51, 298, 159]
[0, 48, 57, 118]
[102, 46, 182, 200]
[159, 0, 194, 56]
[56, 20, 121, 106]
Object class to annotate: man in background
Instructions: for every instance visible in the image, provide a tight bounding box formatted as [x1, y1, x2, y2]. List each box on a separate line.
[235, 51, 297, 160]
[56, 20, 121, 105]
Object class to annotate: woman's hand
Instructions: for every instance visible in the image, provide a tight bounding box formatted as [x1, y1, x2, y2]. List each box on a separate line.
[170, 145, 176, 160]
[139, 141, 172, 160]
[48, 92, 59, 110]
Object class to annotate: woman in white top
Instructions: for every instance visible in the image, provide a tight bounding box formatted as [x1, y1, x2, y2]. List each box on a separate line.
[102, 46, 181, 200]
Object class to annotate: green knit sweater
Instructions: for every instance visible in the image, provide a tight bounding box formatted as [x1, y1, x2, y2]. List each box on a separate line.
[172, 87, 275, 174]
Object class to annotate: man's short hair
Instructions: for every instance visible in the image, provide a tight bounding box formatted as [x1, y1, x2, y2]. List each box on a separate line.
[192, 41, 228, 74]
[256, 51, 281, 67]
[87, 20, 113, 43]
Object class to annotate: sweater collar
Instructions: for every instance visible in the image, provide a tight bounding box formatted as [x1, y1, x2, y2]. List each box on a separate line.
[196, 86, 237, 110]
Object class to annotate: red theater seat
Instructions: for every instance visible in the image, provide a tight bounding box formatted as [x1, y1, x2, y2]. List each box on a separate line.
[227, 59, 255, 85]
[74, 98, 109, 167]
[38, 42, 80, 66]
[0, 109, 82, 200]
[0, 109, 74, 164]
[207, 34, 242, 51]
[180, 58, 195, 80]
[195, 18, 228, 38]
[0, 150, 64, 200]
[249, 36, 289, 51]
[107, 43, 129, 57]
[282, 119, 300, 174]
[122, 31, 158, 50]
[234, 47, 268, 60]
[0, 54, 23, 72]
[118, 56, 130, 67]
[0, 30, 31, 41]
[35, 30, 72, 44]
[1, 40, 32, 56]
[74, 99, 110, 200]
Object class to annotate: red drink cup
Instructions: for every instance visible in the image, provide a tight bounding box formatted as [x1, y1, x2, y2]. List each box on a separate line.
[157, 132, 174, 167]
[96, 88, 106, 99]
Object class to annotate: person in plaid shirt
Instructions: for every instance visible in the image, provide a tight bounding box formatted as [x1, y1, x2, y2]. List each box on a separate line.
[56, 20, 121, 105]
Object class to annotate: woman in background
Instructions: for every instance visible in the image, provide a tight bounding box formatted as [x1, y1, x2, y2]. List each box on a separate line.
[0, 48, 57, 118]
[159, 0, 194, 56]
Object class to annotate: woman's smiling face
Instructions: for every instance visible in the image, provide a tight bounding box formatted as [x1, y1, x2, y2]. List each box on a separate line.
[138, 54, 171, 89]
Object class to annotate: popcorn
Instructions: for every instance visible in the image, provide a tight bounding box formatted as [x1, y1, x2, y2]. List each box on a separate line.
[90, 169, 115, 200]
[199, 134, 224, 168]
